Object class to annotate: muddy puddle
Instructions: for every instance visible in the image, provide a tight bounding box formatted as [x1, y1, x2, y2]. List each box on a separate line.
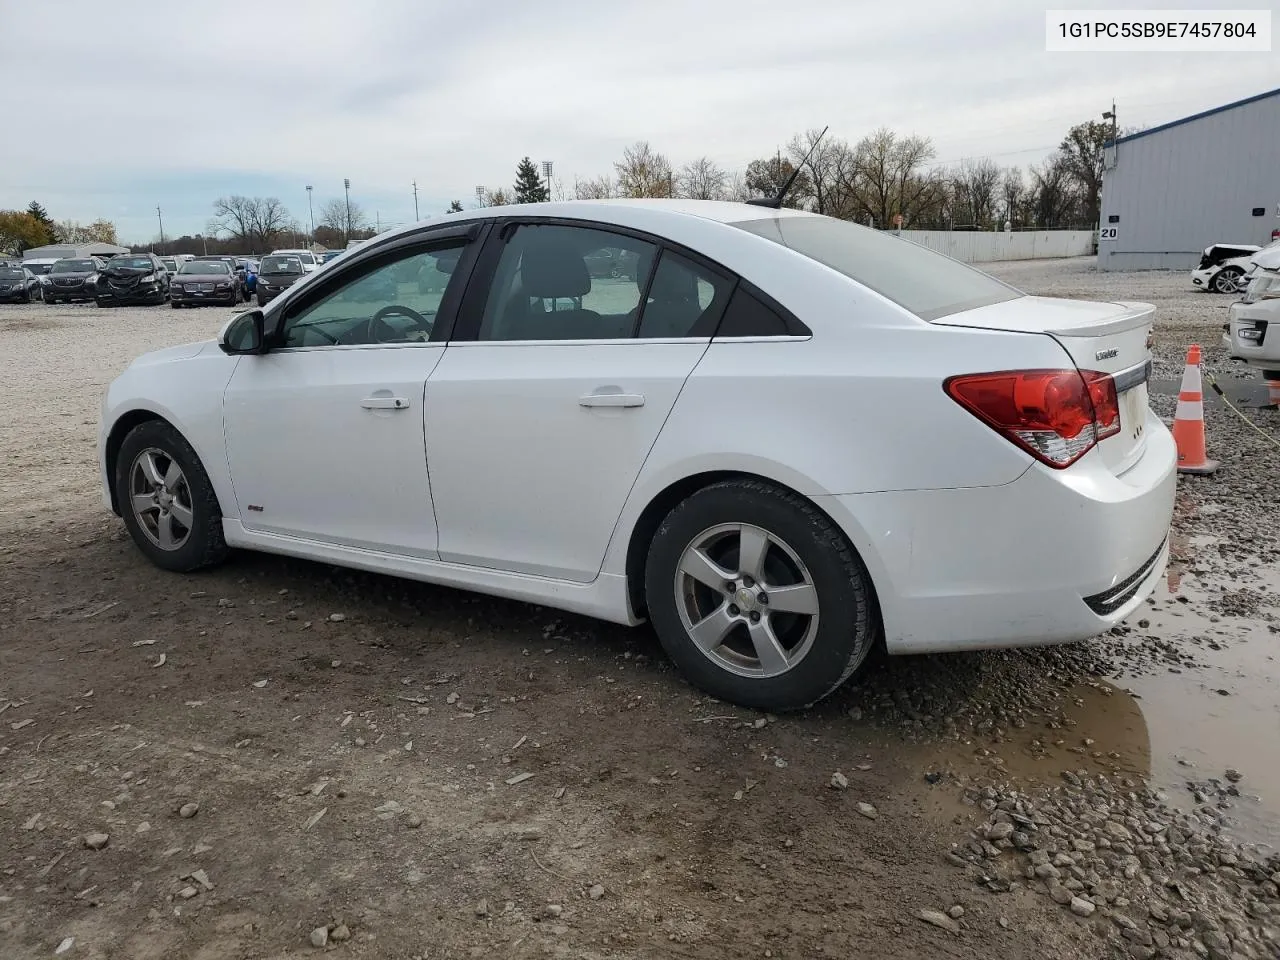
[886, 532, 1279, 849]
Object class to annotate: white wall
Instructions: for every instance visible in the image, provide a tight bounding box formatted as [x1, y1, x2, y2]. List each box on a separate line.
[895, 230, 1096, 263]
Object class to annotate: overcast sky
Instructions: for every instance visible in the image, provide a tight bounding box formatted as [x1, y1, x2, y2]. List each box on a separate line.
[2, 0, 1275, 243]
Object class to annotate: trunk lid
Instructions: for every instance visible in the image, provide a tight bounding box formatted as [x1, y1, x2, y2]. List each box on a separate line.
[932, 295, 1155, 475]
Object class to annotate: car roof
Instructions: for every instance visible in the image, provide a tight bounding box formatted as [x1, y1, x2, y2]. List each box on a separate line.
[360, 199, 817, 249]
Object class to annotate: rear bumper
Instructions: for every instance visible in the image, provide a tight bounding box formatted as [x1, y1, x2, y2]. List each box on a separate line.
[817, 406, 1177, 655]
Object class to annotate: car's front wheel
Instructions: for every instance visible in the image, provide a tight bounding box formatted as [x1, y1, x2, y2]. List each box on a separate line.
[114, 420, 230, 573]
[1212, 267, 1244, 294]
[644, 479, 877, 711]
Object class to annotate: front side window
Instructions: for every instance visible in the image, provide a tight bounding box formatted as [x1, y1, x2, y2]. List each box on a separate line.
[477, 224, 656, 341]
[732, 215, 1022, 321]
[279, 241, 468, 348]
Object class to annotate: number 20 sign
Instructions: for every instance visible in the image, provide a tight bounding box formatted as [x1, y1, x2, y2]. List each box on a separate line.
[1100, 227, 1119, 240]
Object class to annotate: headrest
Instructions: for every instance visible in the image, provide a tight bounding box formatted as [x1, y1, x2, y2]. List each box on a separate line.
[520, 239, 590, 299]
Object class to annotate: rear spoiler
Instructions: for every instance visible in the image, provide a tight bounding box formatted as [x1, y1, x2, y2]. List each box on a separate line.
[1045, 301, 1155, 338]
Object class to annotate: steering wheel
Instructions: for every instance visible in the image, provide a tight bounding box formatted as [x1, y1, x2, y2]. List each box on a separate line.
[369, 304, 432, 343]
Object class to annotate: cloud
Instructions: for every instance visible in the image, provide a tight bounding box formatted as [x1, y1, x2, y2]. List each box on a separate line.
[1, 0, 1274, 241]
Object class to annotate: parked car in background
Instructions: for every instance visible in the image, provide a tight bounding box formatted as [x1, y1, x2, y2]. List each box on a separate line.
[1222, 243, 1280, 391]
[96, 199, 1175, 711]
[93, 253, 170, 307]
[320, 250, 343, 264]
[170, 260, 240, 307]
[270, 248, 319, 273]
[160, 257, 180, 275]
[44, 257, 106, 304]
[0, 264, 43, 303]
[192, 256, 250, 299]
[236, 258, 259, 298]
[1191, 242, 1271, 293]
[254, 254, 306, 306]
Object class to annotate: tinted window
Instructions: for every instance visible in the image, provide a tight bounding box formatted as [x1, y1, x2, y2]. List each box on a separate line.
[280, 241, 467, 348]
[261, 255, 304, 274]
[477, 224, 655, 341]
[636, 250, 732, 338]
[732, 215, 1022, 321]
[716, 286, 791, 337]
[0, 268, 23, 280]
[52, 260, 96, 273]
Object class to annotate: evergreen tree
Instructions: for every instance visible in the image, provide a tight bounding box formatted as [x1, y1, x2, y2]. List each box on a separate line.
[512, 157, 549, 203]
[26, 201, 58, 246]
[447, 200, 464, 213]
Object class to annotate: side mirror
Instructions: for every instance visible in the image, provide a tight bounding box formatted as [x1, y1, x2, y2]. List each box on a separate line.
[218, 309, 266, 355]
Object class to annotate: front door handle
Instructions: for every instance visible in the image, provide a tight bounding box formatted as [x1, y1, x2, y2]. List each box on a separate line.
[579, 392, 645, 408]
[361, 396, 409, 410]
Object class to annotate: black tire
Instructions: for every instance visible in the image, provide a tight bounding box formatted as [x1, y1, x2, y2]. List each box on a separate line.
[644, 479, 877, 711]
[96, 299, 110, 308]
[171, 300, 181, 309]
[1211, 267, 1243, 294]
[256, 293, 266, 307]
[114, 420, 230, 573]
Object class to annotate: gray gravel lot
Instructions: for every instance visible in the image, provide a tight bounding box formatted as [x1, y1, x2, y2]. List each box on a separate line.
[1, 259, 1277, 960]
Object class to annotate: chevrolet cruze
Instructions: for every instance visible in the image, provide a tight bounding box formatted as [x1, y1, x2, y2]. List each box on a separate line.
[98, 200, 1176, 710]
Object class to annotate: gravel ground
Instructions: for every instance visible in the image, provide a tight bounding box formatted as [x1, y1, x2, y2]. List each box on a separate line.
[1, 262, 1277, 960]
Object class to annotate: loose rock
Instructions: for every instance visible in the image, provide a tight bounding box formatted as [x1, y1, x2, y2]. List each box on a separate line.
[588, 884, 605, 900]
[830, 772, 849, 790]
[856, 802, 879, 820]
[179, 802, 200, 819]
[310, 926, 328, 948]
[82, 833, 109, 850]
[1070, 897, 1096, 917]
[916, 909, 960, 934]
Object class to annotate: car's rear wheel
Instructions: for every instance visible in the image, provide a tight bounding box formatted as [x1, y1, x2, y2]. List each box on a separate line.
[171, 301, 181, 309]
[1212, 267, 1244, 294]
[644, 479, 877, 711]
[114, 420, 229, 573]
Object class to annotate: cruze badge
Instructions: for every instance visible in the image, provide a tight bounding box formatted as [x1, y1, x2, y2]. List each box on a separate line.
[1095, 348, 1118, 361]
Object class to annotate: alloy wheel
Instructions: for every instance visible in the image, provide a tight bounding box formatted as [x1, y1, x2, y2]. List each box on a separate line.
[674, 523, 820, 678]
[128, 447, 194, 551]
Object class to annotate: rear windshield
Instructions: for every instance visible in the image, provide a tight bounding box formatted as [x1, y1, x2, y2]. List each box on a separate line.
[52, 259, 96, 273]
[0, 268, 24, 280]
[180, 262, 229, 275]
[261, 255, 303, 274]
[731, 216, 1022, 321]
[24, 262, 53, 274]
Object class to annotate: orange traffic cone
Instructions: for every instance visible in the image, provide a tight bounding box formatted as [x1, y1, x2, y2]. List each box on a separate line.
[1172, 344, 1219, 475]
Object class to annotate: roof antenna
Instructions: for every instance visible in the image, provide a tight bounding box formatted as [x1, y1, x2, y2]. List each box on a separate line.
[747, 125, 829, 209]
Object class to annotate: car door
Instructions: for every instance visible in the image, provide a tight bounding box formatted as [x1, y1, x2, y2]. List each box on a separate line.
[221, 223, 484, 557]
[425, 220, 736, 582]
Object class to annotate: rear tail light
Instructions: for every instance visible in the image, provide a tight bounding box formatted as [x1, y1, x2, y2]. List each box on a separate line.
[944, 368, 1120, 468]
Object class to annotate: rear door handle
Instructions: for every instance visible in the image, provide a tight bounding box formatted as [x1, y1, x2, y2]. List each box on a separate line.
[361, 396, 409, 410]
[579, 392, 645, 408]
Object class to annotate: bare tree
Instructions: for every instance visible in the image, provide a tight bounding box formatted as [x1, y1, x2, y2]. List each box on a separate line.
[574, 175, 616, 200]
[482, 188, 511, 207]
[1057, 120, 1108, 227]
[725, 171, 753, 203]
[1001, 168, 1025, 227]
[213, 195, 294, 251]
[675, 156, 729, 200]
[318, 198, 371, 238]
[786, 128, 852, 215]
[1028, 154, 1079, 228]
[953, 158, 1002, 227]
[614, 141, 673, 198]
[836, 128, 945, 228]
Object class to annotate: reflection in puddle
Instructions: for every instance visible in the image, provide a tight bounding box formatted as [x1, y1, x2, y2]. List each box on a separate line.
[882, 532, 1279, 848]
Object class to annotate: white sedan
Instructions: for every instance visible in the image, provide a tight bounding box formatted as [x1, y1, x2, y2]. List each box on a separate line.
[98, 200, 1176, 711]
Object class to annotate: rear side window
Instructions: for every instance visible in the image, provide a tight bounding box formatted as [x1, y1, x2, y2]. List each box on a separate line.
[635, 250, 732, 338]
[732, 216, 1022, 321]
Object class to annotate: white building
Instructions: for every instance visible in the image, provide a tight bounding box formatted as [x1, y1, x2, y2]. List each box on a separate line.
[22, 242, 130, 261]
[1097, 87, 1280, 271]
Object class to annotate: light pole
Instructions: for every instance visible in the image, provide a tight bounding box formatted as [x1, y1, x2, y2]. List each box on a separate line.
[475, 185, 485, 208]
[343, 178, 352, 244]
[305, 185, 315, 248]
[412, 180, 420, 221]
[155, 206, 165, 251]
[541, 160, 553, 201]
